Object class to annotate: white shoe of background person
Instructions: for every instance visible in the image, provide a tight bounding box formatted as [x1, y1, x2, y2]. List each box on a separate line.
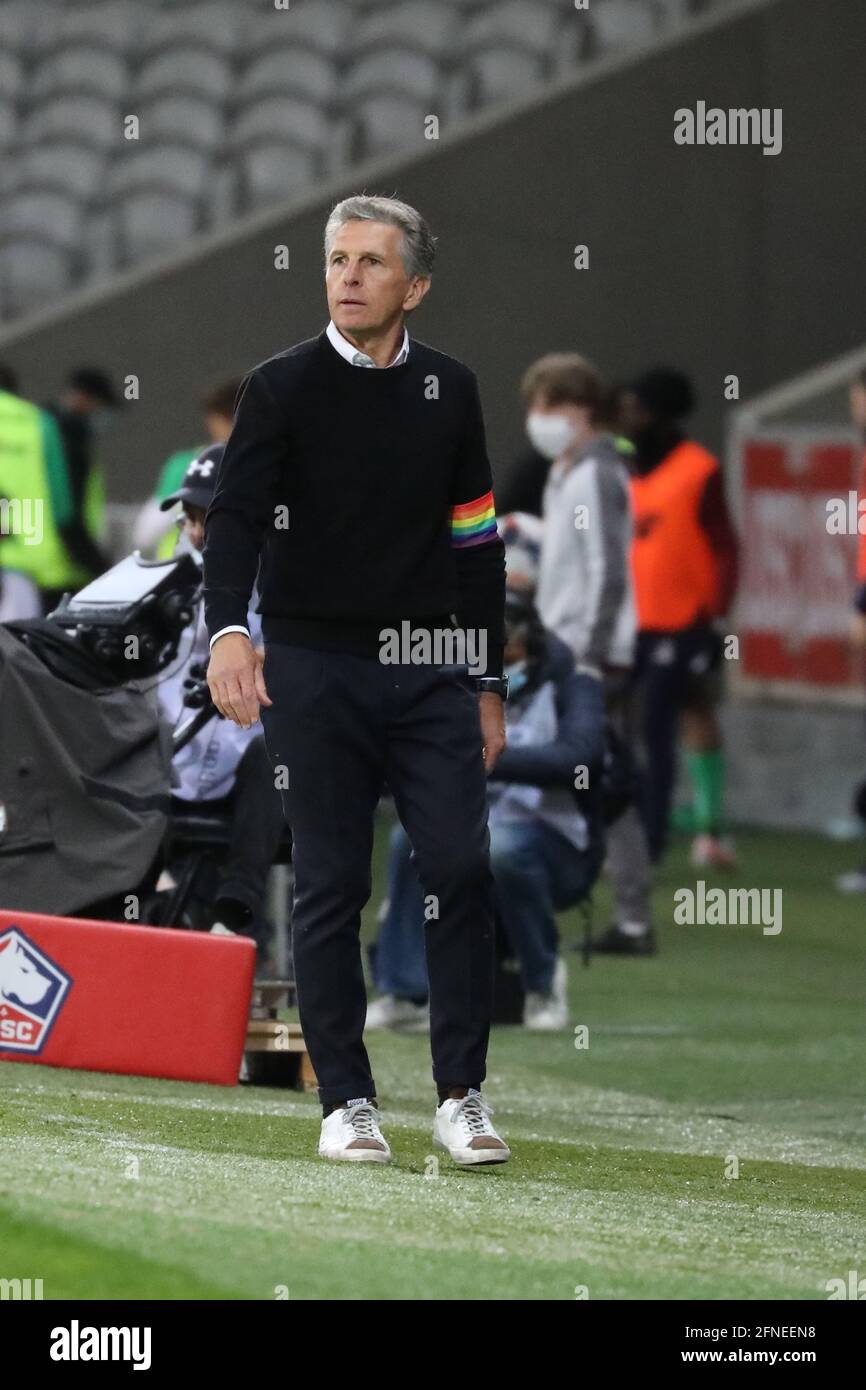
[318, 1101, 392, 1163]
[365, 993, 430, 1032]
[433, 1090, 511, 1166]
[523, 957, 569, 1031]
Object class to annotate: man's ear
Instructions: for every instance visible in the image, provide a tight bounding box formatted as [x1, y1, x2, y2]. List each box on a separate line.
[403, 277, 431, 313]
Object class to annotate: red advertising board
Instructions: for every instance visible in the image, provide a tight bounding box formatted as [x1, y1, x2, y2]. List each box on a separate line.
[0, 908, 255, 1085]
[735, 431, 864, 695]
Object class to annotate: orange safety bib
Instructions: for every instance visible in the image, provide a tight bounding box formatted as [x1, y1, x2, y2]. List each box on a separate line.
[630, 440, 721, 631]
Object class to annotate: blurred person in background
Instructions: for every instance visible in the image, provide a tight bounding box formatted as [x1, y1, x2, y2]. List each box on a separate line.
[367, 584, 606, 1032]
[496, 441, 550, 518]
[620, 368, 739, 868]
[0, 363, 20, 395]
[523, 353, 655, 956]
[157, 444, 285, 956]
[133, 380, 241, 560]
[835, 369, 866, 892]
[43, 366, 114, 606]
[0, 363, 39, 619]
[0, 374, 102, 619]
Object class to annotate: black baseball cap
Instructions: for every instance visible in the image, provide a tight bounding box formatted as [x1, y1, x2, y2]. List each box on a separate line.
[159, 443, 225, 512]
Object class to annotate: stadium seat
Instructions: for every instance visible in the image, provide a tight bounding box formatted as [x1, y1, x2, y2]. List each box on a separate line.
[0, 190, 83, 247]
[22, 96, 119, 153]
[0, 241, 73, 316]
[237, 51, 339, 108]
[345, 51, 443, 103]
[348, 1, 456, 61]
[109, 146, 210, 263]
[458, 1, 559, 109]
[136, 50, 234, 105]
[237, 144, 320, 211]
[203, 158, 240, 229]
[342, 0, 456, 153]
[140, 1, 239, 59]
[0, 0, 45, 56]
[114, 194, 202, 265]
[241, 3, 350, 61]
[12, 144, 107, 201]
[587, 0, 660, 55]
[32, 49, 129, 103]
[41, 1, 142, 57]
[80, 207, 118, 281]
[343, 52, 444, 160]
[0, 99, 17, 153]
[137, 95, 226, 155]
[232, 97, 347, 210]
[0, 50, 24, 103]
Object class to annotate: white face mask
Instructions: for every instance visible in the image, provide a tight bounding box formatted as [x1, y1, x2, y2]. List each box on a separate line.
[526, 411, 577, 461]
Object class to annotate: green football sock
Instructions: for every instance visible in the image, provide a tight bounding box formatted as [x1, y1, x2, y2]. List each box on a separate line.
[671, 802, 697, 832]
[686, 748, 725, 835]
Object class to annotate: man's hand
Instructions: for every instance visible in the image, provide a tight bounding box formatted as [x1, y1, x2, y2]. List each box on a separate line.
[479, 691, 506, 773]
[207, 632, 272, 728]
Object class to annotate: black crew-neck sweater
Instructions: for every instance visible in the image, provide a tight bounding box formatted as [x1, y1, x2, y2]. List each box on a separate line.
[202, 331, 506, 674]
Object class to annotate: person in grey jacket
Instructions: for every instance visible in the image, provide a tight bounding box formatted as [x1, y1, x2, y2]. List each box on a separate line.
[522, 352, 655, 955]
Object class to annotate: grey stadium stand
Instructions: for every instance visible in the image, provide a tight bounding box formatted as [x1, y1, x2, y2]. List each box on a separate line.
[0, 0, 730, 322]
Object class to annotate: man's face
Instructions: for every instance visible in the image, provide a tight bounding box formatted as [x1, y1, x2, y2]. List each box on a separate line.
[205, 411, 233, 444]
[181, 504, 206, 552]
[61, 388, 100, 416]
[325, 220, 429, 337]
[617, 389, 652, 439]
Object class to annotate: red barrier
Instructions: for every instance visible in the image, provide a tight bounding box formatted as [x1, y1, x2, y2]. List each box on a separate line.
[0, 909, 255, 1086]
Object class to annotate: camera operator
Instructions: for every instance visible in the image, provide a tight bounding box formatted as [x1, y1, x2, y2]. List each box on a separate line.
[157, 445, 285, 950]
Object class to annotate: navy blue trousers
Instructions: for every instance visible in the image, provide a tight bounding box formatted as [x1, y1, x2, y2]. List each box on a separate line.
[261, 644, 496, 1107]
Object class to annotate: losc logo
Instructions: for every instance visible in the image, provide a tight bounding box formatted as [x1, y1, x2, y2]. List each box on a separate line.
[0, 928, 72, 1054]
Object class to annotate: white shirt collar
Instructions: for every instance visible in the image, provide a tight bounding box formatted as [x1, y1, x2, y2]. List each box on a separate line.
[326, 319, 409, 368]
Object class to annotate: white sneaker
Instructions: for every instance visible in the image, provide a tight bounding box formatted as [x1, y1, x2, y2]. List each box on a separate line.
[318, 1101, 391, 1164]
[365, 993, 429, 1032]
[523, 957, 569, 1031]
[433, 1090, 511, 1166]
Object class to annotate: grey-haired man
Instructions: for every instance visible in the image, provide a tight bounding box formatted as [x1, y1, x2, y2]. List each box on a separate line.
[204, 196, 511, 1165]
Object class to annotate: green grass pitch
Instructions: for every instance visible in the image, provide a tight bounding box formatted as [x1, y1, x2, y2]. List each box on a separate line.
[1, 825, 865, 1300]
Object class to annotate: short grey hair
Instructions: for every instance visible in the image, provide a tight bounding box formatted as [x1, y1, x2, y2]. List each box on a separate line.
[324, 195, 436, 279]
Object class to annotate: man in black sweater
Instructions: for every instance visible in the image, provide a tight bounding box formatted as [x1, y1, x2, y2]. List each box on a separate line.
[204, 195, 510, 1166]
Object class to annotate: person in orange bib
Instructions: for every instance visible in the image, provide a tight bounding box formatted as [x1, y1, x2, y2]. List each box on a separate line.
[620, 369, 738, 865]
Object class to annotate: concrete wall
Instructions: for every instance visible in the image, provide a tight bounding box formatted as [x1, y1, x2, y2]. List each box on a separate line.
[2, 0, 862, 505]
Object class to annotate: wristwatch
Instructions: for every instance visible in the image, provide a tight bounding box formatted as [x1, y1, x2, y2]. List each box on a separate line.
[472, 675, 509, 701]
